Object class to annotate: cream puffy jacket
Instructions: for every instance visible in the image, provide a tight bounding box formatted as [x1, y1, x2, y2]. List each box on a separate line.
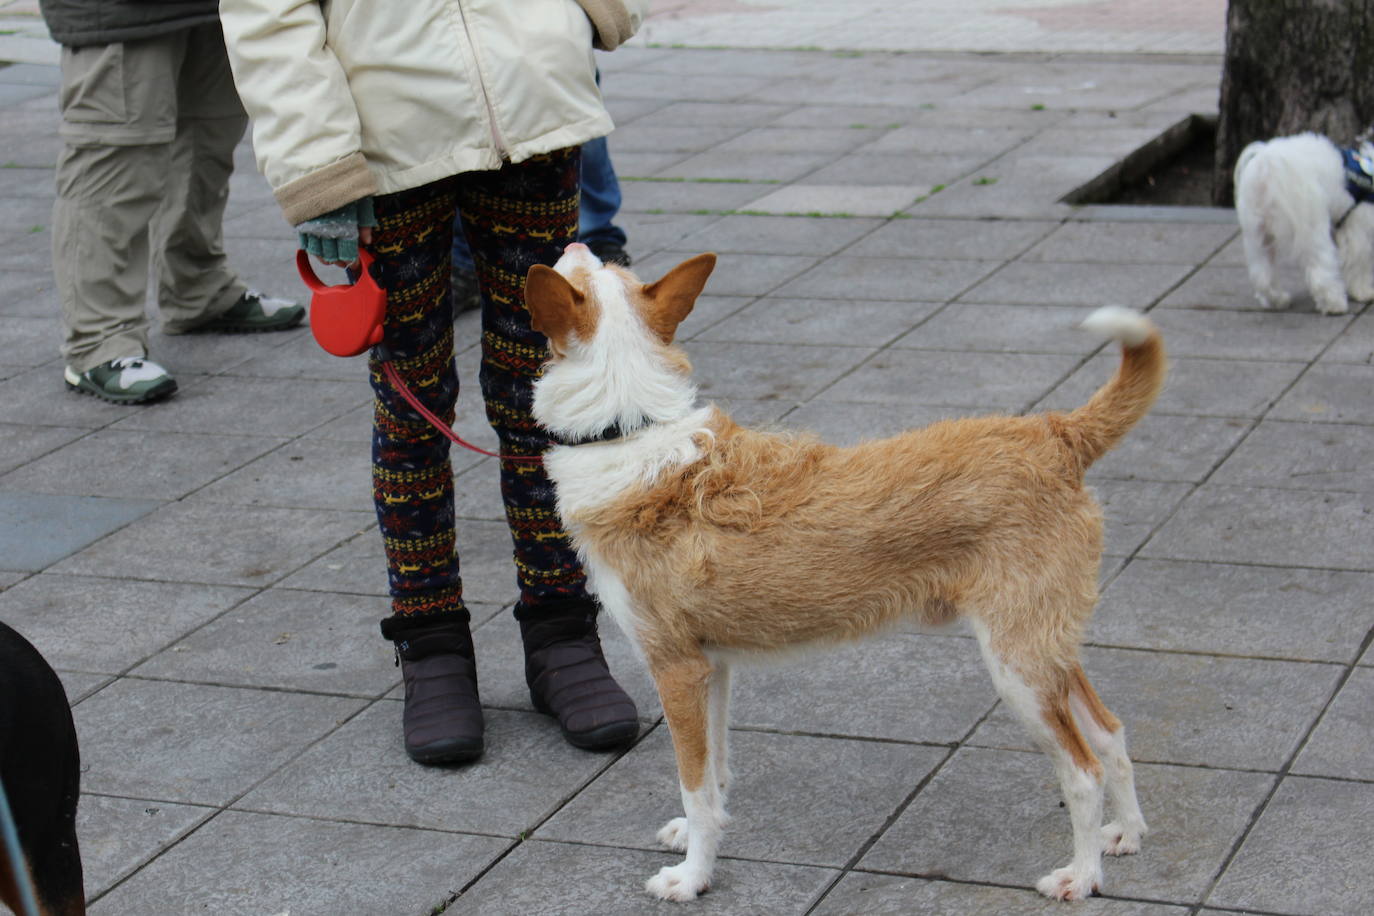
[220, 0, 648, 225]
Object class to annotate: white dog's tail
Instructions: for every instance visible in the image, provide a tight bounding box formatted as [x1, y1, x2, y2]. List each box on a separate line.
[1052, 307, 1166, 476]
[1234, 140, 1267, 187]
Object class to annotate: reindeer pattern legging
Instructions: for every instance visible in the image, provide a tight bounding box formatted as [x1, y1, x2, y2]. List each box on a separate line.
[365, 147, 588, 625]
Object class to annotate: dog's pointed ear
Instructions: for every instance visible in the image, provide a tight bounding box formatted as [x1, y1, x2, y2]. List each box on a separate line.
[525, 264, 586, 346]
[641, 253, 716, 344]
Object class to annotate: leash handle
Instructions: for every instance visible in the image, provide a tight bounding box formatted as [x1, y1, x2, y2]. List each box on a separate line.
[379, 360, 544, 463]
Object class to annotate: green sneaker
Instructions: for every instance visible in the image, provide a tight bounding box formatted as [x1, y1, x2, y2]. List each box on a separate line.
[64, 356, 177, 405]
[195, 290, 305, 333]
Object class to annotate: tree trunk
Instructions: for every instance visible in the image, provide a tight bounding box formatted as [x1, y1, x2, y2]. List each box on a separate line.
[1214, 0, 1374, 205]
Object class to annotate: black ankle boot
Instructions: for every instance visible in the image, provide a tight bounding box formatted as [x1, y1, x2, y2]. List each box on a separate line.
[382, 616, 484, 764]
[520, 603, 640, 751]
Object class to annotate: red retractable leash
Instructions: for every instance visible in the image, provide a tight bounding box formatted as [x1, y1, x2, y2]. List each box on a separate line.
[296, 249, 543, 463]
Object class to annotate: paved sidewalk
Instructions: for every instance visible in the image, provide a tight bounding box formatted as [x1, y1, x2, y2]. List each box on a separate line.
[3, 2, 1373, 915]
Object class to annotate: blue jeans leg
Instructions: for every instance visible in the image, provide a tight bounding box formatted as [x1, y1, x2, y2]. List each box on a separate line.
[578, 135, 626, 247]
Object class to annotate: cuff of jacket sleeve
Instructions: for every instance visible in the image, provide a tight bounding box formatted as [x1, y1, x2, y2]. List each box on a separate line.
[275, 152, 380, 226]
[575, 0, 639, 51]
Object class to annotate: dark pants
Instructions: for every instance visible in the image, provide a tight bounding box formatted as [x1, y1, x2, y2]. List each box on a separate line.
[367, 148, 588, 625]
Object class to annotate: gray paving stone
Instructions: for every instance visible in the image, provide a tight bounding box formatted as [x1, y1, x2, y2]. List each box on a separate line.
[0, 421, 85, 475]
[676, 294, 755, 340]
[215, 329, 368, 382]
[0, 364, 143, 427]
[57, 670, 111, 703]
[970, 646, 1343, 771]
[819, 349, 1081, 411]
[618, 177, 777, 214]
[0, 491, 161, 572]
[130, 588, 398, 696]
[815, 872, 1189, 915]
[1144, 306, 1348, 361]
[728, 632, 997, 743]
[141, 326, 280, 377]
[1158, 265, 1279, 311]
[804, 152, 990, 188]
[846, 217, 1058, 260]
[1093, 560, 1374, 664]
[239, 702, 611, 836]
[1041, 354, 1306, 418]
[1270, 363, 1374, 425]
[1024, 221, 1235, 265]
[191, 438, 373, 512]
[742, 183, 928, 218]
[51, 500, 372, 588]
[629, 100, 791, 129]
[74, 678, 364, 805]
[448, 839, 838, 916]
[1292, 668, 1374, 781]
[697, 297, 937, 346]
[622, 210, 721, 255]
[611, 123, 752, 154]
[105, 374, 370, 437]
[681, 340, 874, 402]
[717, 125, 891, 155]
[1092, 479, 1193, 557]
[958, 261, 1192, 308]
[0, 574, 251, 673]
[1088, 413, 1252, 483]
[659, 150, 836, 184]
[859, 124, 1037, 157]
[77, 795, 213, 899]
[636, 251, 817, 298]
[88, 810, 508, 916]
[0, 429, 284, 500]
[860, 748, 1276, 906]
[674, 213, 883, 257]
[1320, 308, 1374, 364]
[1209, 777, 1374, 916]
[1211, 420, 1374, 492]
[1144, 484, 1374, 571]
[540, 726, 946, 867]
[773, 255, 1000, 302]
[3, 315, 58, 367]
[896, 303, 1104, 353]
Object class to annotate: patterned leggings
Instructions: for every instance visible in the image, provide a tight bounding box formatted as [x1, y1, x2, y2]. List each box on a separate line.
[367, 148, 587, 626]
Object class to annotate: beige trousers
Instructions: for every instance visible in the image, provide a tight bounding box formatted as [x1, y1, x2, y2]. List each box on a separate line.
[53, 22, 249, 371]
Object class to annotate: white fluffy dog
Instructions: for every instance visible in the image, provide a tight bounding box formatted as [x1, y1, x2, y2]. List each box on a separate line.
[1233, 131, 1374, 315]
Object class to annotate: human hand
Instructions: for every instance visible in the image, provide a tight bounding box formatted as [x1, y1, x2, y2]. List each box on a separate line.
[296, 197, 377, 267]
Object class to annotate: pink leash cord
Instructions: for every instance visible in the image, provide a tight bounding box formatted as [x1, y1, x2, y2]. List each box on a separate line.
[380, 360, 544, 464]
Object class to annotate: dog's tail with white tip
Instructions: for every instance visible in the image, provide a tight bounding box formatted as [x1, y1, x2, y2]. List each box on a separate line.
[1054, 306, 1166, 475]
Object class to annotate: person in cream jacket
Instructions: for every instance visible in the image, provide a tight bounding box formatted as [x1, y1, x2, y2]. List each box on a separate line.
[221, 0, 650, 765]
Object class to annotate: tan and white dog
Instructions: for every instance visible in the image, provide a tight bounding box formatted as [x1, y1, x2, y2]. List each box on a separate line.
[524, 243, 1165, 903]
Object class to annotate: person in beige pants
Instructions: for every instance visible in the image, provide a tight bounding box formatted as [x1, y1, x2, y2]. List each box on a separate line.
[42, 2, 303, 404]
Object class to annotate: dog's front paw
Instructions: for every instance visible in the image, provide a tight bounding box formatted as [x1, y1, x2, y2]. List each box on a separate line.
[1256, 288, 1291, 309]
[1316, 297, 1351, 315]
[1035, 865, 1101, 901]
[1101, 820, 1145, 856]
[657, 817, 689, 852]
[646, 863, 710, 902]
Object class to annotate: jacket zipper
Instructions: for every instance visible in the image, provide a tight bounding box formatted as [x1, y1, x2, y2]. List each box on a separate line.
[454, 0, 510, 159]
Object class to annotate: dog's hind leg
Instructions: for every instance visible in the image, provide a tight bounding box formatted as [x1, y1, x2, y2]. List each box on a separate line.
[1067, 664, 1147, 856]
[1301, 227, 1350, 314]
[1336, 206, 1374, 302]
[646, 652, 725, 901]
[973, 626, 1106, 901]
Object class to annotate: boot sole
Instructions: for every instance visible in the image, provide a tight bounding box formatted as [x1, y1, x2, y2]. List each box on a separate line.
[532, 694, 639, 750]
[406, 736, 484, 765]
[64, 376, 177, 405]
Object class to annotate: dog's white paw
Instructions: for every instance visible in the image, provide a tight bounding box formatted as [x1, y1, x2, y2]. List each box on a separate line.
[1101, 821, 1144, 856]
[1257, 288, 1291, 309]
[1347, 285, 1374, 302]
[656, 817, 689, 852]
[645, 863, 710, 902]
[1035, 865, 1101, 902]
[1316, 297, 1351, 315]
